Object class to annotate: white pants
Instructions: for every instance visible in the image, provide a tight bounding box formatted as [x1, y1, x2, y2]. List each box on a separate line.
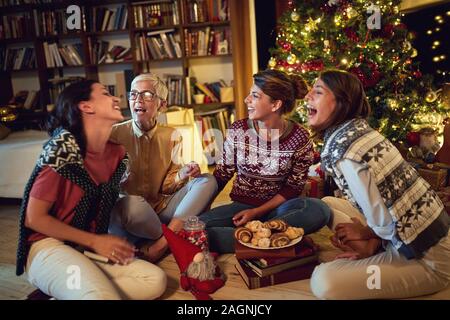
[26, 237, 167, 300]
[310, 196, 450, 299]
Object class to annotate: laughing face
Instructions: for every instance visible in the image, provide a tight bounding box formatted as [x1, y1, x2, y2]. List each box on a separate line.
[87, 83, 123, 123]
[129, 80, 161, 130]
[244, 84, 280, 121]
[305, 78, 337, 129]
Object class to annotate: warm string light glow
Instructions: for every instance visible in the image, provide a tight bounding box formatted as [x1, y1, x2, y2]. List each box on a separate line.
[269, 0, 449, 142]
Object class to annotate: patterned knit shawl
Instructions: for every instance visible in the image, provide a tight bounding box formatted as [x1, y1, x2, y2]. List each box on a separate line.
[321, 119, 449, 259]
[16, 128, 128, 275]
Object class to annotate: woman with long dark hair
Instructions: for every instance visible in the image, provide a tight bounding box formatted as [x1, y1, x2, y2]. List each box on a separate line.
[307, 69, 449, 299]
[16, 80, 166, 299]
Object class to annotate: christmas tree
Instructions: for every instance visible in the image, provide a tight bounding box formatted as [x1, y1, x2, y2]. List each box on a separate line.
[269, 0, 449, 143]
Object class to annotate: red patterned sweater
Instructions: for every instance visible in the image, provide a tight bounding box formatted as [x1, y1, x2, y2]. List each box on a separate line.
[214, 118, 313, 206]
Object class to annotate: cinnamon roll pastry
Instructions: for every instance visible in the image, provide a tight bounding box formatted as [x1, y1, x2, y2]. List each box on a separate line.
[285, 226, 304, 240]
[264, 219, 288, 232]
[234, 227, 253, 243]
[269, 233, 290, 247]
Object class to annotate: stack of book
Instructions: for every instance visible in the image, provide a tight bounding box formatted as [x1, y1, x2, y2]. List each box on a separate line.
[183, 27, 231, 57]
[234, 237, 319, 290]
[1, 47, 36, 70]
[132, 1, 179, 28]
[135, 29, 182, 61]
[42, 42, 84, 68]
[85, 4, 128, 32]
[183, 0, 230, 23]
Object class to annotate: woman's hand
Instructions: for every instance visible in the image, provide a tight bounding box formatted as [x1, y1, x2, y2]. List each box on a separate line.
[330, 234, 354, 252]
[91, 234, 136, 265]
[232, 209, 259, 227]
[335, 218, 372, 243]
[334, 238, 382, 261]
[178, 162, 201, 180]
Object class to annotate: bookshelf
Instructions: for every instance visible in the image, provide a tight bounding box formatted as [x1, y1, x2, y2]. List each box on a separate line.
[0, 0, 253, 131]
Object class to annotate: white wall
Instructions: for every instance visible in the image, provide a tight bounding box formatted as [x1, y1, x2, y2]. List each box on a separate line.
[11, 72, 40, 94]
[188, 56, 233, 84]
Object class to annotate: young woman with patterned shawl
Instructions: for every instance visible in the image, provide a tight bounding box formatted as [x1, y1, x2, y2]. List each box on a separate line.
[307, 69, 450, 299]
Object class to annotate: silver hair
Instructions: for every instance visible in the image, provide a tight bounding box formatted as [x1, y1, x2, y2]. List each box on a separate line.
[131, 73, 168, 100]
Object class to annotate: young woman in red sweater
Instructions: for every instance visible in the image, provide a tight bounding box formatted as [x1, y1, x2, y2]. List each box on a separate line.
[200, 69, 331, 253]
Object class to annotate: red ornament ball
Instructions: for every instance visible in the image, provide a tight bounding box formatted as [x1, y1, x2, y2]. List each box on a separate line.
[412, 70, 422, 78]
[406, 131, 420, 147]
[282, 42, 292, 51]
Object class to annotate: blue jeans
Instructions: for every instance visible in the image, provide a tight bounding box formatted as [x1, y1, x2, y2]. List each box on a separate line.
[199, 197, 331, 253]
[109, 174, 218, 244]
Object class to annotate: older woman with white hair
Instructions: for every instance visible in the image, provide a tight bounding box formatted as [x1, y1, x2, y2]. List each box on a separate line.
[109, 73, 217, 262]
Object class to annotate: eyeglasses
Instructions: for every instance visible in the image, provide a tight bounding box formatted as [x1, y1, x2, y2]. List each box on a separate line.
[127, 91, 161, 102]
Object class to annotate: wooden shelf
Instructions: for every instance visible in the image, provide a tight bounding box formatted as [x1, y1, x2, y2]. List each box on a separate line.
[46, 65, 85, 70]
[38, 33, 84, 41]
[183, 21, 230, 28]
[0, 37, 35, 44]
[185, 54, 232, 60]
[0, 0, 248, 121]
[95, 61, 134, 66]
[137, 58, 183, 63]
[86, 30, 129, 36]
[133, 25, 180, 33]
[7, 68, 39, 73]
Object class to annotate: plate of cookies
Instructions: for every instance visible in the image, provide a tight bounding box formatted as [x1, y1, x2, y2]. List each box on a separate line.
[234, 219, 304, 250]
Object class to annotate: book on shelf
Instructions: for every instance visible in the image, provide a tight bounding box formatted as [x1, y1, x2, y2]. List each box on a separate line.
[1, 47, 36, 70]
[195, 83, 219, 102]
[136, 29, 182, 60]
[184, 28, 231, 57]
[132, 1, 179, 28]
[235, 259, 318, 290]
[184, 0, 229, 23]
[23, 90, 39, 110]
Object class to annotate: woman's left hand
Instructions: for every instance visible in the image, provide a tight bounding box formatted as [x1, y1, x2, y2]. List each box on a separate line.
[232, 209, 259, 227]
[335, 218, 370, 243]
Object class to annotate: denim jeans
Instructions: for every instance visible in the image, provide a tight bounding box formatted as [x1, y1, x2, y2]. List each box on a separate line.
[109, 174, 218, 244]
[199, 197, 331, 253]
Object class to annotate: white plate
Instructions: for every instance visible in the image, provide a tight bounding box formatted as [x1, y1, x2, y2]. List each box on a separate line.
[238, 235, 303, 250]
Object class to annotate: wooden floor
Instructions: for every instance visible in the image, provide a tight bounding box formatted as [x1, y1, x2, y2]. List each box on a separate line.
[1, 186, 449, 300]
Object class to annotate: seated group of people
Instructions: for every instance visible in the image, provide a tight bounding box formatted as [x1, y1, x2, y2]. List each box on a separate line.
[16, 69, 449, 300]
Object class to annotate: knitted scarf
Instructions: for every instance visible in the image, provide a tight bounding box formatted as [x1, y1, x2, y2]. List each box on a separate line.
[16, 128, 128, 275]
[321, 119, 449, 259]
